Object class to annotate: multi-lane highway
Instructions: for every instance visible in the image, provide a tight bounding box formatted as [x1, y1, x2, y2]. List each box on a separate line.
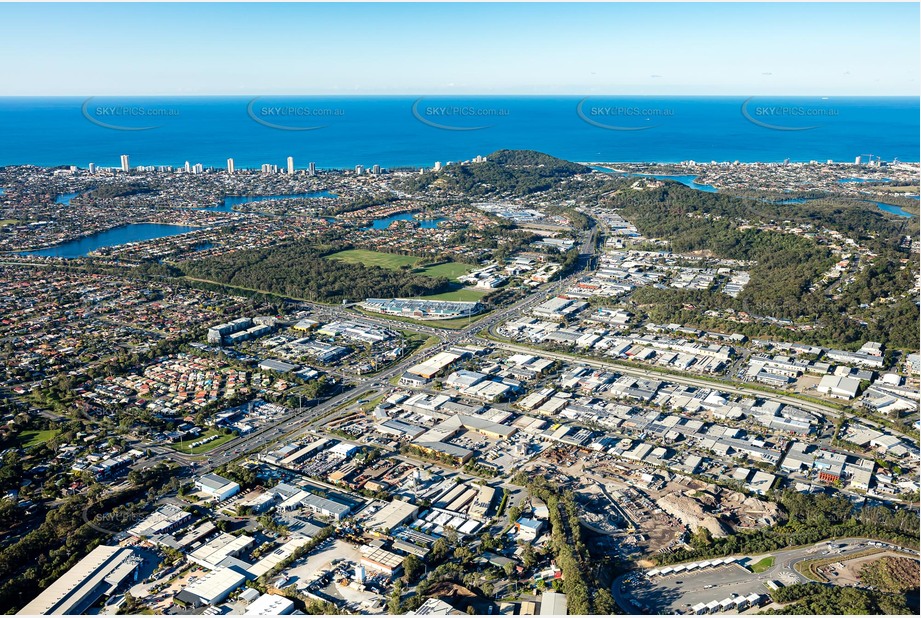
[141, 221, 907, 480]
[142, 228, 601, 472]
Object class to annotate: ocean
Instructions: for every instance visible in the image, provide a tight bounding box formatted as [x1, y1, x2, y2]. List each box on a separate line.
[0, 96, 917, 169]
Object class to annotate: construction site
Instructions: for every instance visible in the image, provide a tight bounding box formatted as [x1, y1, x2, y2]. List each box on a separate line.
[535, 447, 784, 562]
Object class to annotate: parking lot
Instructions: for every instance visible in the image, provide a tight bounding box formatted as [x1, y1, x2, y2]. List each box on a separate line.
[616, 538, 916, 614]
[621, 561, 768, 614]
[285, 538, 363, 589]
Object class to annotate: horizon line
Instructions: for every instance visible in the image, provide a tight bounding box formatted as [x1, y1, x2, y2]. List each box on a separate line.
[0, 93, 918, 98]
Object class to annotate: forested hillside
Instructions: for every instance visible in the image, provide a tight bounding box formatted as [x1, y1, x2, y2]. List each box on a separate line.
[401, 149, 591, 196]
[605, 180, 919, 350]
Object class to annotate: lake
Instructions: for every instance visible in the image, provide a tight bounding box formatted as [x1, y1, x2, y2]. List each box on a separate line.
[592, 167, 719, 193]
[774, 198, 808, 204]
[638, 174, 719, 193]
[204, 191, 338, 212]
[837, 177, 891, 183]
[364, 212, 446, 230]
[55, 192, 80, 205]
[23, 223, 201, 258]
[875, 202, 915, 218]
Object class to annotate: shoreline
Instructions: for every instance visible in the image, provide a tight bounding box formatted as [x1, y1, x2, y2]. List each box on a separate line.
[2, 159, 921, 172]
[11, 221, 202, 256]
[583, 160, 921, 167]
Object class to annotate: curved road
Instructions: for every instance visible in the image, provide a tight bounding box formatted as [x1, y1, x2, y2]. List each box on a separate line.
[612, 537, 919, 614]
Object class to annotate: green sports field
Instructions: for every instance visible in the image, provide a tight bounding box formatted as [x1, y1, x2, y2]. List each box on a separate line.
[15, 429, 60, 449]
[325, 249, 420, 270]
[324, 249, 475, 280]
[418, 288, 488, 301]
[420, 261, 476, 279]
[171, 429, 237, 454]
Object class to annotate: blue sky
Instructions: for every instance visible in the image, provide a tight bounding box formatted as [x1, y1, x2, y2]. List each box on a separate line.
[0, 2, 917, 95]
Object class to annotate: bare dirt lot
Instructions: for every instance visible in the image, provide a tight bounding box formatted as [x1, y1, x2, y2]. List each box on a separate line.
[816, 550, 920, 588]
[424, 581, 493, 614]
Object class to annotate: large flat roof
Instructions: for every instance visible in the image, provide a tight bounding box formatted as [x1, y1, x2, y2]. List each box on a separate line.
[244, 593, 295, 615]
[361, 546, 404, 570]
[378, 419, 427, 439]
[364, 499, 419, 532]
[17, 545, 139, 615]
[301, 492, 352, 517]
[407, 351, 462, 378]
[539, 591, 568, 616]
[129, 504, 192, 538]
[182, 566, 248, 604]
[258, 359, 300, 373]
[189, 533, 254, 569]
[197, 473, 237, 491]
[412, 440, 473, 460]
[247, 538, 312, 578]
